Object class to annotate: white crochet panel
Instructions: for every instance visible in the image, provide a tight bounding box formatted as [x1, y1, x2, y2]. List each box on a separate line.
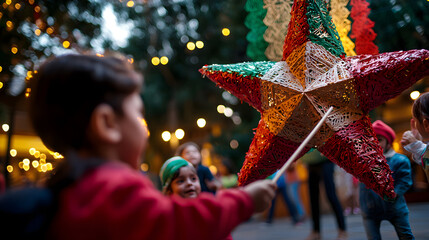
[263, 0, 294, 61]
[260, 41, 363, 146]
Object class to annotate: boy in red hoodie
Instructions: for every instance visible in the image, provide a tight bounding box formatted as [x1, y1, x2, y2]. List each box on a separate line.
[29, 54, 276, 240]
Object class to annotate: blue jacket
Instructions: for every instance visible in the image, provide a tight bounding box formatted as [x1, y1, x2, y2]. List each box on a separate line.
[359, 149, 413, 218]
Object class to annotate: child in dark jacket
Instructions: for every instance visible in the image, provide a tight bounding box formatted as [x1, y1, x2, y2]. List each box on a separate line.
[175, 142, 222, 194]
[28, 54, 276, 240]
[360, 120, 414, 239]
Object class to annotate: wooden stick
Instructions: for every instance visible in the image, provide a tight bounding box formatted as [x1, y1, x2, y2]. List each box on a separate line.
[271, 106, 334, 183]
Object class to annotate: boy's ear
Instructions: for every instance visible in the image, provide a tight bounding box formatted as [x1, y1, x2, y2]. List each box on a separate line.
[423, 118, 429, 133]
[89, 104, 121, 144]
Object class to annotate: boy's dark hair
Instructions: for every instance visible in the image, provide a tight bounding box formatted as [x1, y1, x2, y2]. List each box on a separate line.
[29, 54, 142, 154]
[175, 142, 200, 157]
[413, 92, 429, 123]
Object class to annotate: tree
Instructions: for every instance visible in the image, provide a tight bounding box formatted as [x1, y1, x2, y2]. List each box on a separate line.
[0, 0, 111, 103]
[0, 0, 130, 187]
[369, 0, 429, 52]
[122, 0, 258, 171]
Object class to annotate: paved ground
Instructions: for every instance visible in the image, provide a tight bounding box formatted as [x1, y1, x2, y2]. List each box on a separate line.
[232, 202, 429, 240]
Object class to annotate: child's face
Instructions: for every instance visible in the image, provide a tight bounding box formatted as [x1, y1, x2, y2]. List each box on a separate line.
[117, 91, 149, 169]
[376, 135, 390, 153]
[170, 166, 201, 198]
[181, 145, 201, 167]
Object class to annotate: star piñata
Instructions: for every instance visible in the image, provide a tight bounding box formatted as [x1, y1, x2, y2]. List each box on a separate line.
[200, 0, 429, 199]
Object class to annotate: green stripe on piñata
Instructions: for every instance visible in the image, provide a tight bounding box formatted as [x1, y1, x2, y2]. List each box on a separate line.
[245, 0, 269, 61]
[200, 61, 276, 111]
[202, 61, 276, 78]
[306, 0, 345, 58]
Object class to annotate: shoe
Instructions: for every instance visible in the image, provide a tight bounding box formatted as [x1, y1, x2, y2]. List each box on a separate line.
[343, 207, 351, 216]
[305, 232, 321, 240]
[352, 207, 361, 215]
[336, 230, 348, 240]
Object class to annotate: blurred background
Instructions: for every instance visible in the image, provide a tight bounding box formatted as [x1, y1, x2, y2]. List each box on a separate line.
[0, 0, 429, 206]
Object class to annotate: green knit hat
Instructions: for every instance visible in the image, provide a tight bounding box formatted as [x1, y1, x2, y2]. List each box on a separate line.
[159, 156, 193, 188]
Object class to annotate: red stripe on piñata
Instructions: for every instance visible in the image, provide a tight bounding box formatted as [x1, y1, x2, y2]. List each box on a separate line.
[348, 49, 429, 113]
[319, 116, 396, 200]
[350, 0, 379, 55]
[238, 118, 310, 186]
[282, 0, 310, 61]
[199, 68, 263, 112]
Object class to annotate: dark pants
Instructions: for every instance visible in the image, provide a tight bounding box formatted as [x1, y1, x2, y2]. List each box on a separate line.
[308, 161, 346, 232]
[267, 183, 300, 224]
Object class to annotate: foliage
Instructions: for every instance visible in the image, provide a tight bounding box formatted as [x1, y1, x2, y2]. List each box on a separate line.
[0, 0, 118, 105]
[122, 0, 258, 170]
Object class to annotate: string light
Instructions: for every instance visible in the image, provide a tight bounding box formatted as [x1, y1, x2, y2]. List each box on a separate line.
[230, 139, 239, 149]
[196, 41, 204, 49]
[2, 124, 9, 132]
[126, 0, 134, 7]
[222, 28, 230, 36]
[175, 129, 185, 140]
[29, 148, 36, 155]
[29, 0, 35, 5]
[160, 56, 169, 65]
[41, 164, 47, 172]
[32, 160, 39, 168]
[25, 88, 31, 98]
[0, 82, 3, 89]
[6, 165, 13, 173]
[162, 131, 171, 142]
[62, 40, 70, 48]
[410, 91, 420, 100]
[140, 163, 149, 172]
[34, 6, 40, 13]
[224, 107, 233, 117]
[197, 118, 206, 128]
[5, 0, 11, 5]
[35, 29, 41, 36]
[15, 3, 21, 10]
[6, 20, 13, 31]
[54, 152, 63, 159]
[46, 27, 54, 35]
[23, 165, 30, 171]
[26, 71, 33, 80]
[10, 149, 17, 157]
[11, 46, 18, 54]
[186, 42, 196, 51]
[217, 105, 225, 114]
[0, 66, 2, 72]
[151, 57, 160, 66]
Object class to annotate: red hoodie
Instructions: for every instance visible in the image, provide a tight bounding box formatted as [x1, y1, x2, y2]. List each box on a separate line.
[48, 162, 253, 240]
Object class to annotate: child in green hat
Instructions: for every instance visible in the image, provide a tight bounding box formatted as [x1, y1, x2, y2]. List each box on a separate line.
[160, 156, 201, 198]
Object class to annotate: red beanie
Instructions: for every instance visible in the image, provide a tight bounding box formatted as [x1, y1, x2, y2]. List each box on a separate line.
[372, 120, 396, 144]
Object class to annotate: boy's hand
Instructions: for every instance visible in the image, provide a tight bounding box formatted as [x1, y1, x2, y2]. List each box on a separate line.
[243, 179, 277, 213]
[401, 119, 423, 146]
